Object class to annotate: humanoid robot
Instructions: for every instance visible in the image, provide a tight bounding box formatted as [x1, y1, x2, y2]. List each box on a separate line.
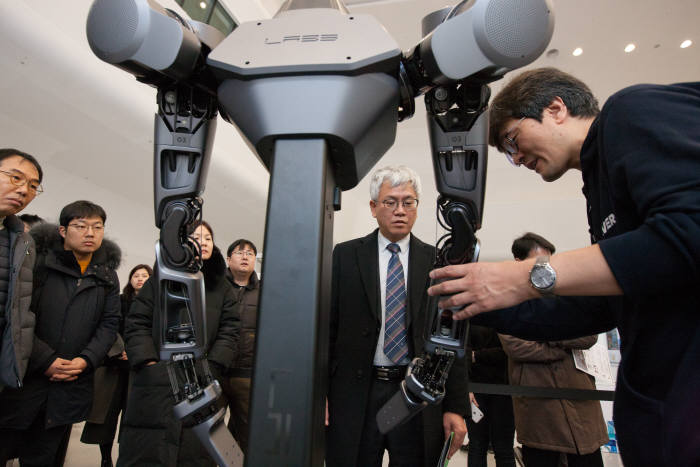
[86, 0, 554, 465]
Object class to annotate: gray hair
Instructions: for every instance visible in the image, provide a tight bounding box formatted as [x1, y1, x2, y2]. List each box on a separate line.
[369, 165, 422, 202]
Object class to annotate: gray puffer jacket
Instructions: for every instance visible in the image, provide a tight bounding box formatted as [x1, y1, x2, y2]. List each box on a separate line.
[0, 215, 36, 389]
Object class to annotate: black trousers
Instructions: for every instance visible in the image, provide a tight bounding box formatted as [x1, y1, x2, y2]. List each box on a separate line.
[221, 375, 251, 454]
[0, 410, 71, 467]
[356, 377, 425, 467]
[465, 393, 515, 467]
[522, 445, 604, 467]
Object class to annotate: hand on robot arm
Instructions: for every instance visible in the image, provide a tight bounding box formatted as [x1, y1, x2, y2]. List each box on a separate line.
[428, 245, 622, 320]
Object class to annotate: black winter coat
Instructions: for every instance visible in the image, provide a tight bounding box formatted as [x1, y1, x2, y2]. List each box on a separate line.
[225, 269, 259, 372]
[118, 247, 240, 467]
[0, 223, 121, 429]
[467, 324, 508, 385]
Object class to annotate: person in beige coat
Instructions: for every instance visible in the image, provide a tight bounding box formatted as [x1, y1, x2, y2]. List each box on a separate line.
[499, 233, 608, 467]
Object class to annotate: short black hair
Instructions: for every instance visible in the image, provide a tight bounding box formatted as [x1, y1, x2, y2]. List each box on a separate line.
[59, 200, 107, 227]
[227, 239, 257, 257]
[0, 148, 44, 183]
[19, 214, 44, 228]
[489, 68, 600, 151]
[511, 232, 556, 260]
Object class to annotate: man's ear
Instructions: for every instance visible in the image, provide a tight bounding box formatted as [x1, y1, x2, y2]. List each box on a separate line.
[58, 226, 66, 239]
[369, 200, 378, 219]
[546, 96, 568, 124]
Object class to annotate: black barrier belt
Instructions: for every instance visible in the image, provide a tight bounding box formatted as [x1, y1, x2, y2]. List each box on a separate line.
[470, 382, 615, 401]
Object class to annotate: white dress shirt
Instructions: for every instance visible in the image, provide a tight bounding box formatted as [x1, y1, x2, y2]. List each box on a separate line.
[373, 231, 411, 366]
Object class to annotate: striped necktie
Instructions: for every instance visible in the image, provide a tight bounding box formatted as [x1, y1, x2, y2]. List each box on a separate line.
[384, 242, 408, 364]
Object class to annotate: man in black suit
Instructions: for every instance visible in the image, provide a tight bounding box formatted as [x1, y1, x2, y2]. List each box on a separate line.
[327, 165, 467, 467]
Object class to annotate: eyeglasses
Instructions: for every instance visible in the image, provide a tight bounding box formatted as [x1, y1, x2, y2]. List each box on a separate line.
[0, 170, 43, 194]
[68, 223, 104, 234]
[380, 198, 419, 211]
[502, 117, 526, 166]
[232, 250, 255, 258]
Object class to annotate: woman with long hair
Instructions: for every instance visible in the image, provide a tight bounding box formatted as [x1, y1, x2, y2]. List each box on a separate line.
[81, 264, 154, 467]
[121, 264, 152, 306]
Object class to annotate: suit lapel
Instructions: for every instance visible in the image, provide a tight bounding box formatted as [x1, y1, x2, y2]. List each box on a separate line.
[407, 234, 433, 328]
[356, 230, 380, 323]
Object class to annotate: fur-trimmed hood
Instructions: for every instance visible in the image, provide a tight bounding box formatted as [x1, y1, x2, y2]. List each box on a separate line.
[201, 245, 227, 290]
[30, 223, 121, 271]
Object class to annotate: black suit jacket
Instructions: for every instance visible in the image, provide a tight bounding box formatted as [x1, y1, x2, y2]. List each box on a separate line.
[326, 229, 467, 467]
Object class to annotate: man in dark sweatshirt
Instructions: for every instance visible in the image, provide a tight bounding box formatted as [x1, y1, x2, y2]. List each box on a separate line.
[428, 68, 700, 466]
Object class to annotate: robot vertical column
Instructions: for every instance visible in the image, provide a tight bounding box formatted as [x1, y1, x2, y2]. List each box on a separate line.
[208, 3, 403, 462]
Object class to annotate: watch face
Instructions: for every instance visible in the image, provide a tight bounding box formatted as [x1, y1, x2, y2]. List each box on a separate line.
[531, 265, 555, 289]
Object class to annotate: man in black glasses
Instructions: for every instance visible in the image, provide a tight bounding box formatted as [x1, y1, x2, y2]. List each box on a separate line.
[0, 200, 121, 466]
[222, 238, 260, 454]
[428, 68, 700, 466]
[0, 148, 43, 393]
[326, 165, 467, 467]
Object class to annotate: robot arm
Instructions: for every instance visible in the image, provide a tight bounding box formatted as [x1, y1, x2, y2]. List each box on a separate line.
[376, 82, 490, 434]
[87, 2, 237, 464]
[378, 0, 554, 433]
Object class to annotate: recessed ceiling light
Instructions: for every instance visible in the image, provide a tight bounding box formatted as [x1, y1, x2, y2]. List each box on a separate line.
[199, 1, 207, 8]
[624, 43, 636, 53]
[572, 48, 583, 56]
[680, 39, 693, 49]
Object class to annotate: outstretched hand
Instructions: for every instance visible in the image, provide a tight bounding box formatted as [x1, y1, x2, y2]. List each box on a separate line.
[428, 260, 537, 320]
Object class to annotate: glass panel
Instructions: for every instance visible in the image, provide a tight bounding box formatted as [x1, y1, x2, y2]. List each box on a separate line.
[209, 3, 236, 36]
[180, 0, 214, 23]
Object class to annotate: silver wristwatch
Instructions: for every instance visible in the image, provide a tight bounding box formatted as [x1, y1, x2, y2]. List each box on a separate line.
[529, 256, 556, 295]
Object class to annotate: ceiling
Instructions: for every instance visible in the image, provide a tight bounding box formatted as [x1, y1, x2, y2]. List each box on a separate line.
[1, 0, 698, 283]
